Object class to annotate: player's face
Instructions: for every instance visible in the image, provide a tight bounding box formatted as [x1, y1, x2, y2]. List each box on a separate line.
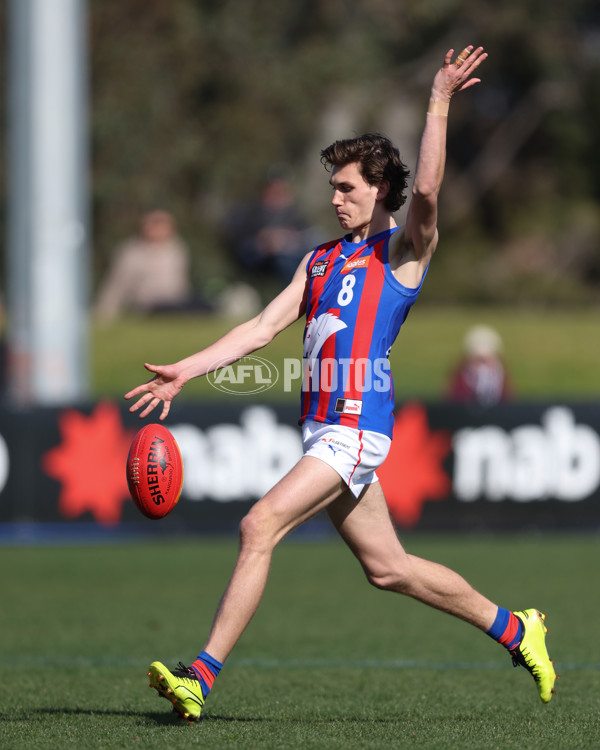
[329, 163, 381, 235]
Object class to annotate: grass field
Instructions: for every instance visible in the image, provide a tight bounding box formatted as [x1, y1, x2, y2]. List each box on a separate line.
[2, 534, 599, 748]
[92, 306, 600, 403]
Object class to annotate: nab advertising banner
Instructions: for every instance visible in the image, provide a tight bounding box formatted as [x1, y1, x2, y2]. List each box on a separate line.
[0, 400, 599, 532]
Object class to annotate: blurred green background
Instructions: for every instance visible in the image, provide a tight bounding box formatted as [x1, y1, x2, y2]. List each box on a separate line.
[96, 308, 599, 402]
[88, 1, 600, 306]
[2, 1, 599, 399]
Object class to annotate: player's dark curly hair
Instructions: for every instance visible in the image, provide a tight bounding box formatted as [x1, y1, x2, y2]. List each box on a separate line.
[320, 133, 410, 213]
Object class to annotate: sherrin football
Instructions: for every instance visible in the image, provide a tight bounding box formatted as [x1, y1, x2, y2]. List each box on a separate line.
[126, 423, 183, 519]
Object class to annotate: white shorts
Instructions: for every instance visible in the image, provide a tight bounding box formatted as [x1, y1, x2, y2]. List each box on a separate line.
[302, 420, 392, 498]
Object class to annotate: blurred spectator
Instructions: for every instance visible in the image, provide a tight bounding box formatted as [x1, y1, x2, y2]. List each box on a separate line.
[95, 210, 195, 322]
[446, 325, 513, 407]
[224, 167, 313, 283]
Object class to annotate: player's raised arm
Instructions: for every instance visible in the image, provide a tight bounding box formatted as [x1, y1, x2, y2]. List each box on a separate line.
[404, 45, 487, 263]
[124, 251, 313, 420]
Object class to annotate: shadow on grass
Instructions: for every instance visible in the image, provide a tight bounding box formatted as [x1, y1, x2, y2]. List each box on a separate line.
[3, 707, 407, 726]
[202, 714, 404, 724]
[2, 707, 183, 726]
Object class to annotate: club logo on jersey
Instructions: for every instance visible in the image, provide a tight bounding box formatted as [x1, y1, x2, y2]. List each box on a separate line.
[341, 256, 370, 274]
[310, 260, 330, 278]
[334, 398, 363, 415]
[303, 312, 347, 361]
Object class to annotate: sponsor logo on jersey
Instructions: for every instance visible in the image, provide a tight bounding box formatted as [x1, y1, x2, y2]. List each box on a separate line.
[334, 398, 363, 415]
[310, 260, 329, 277]
[341, 256, 370, 273]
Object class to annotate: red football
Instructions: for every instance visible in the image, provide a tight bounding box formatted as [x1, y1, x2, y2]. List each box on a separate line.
[126, 423, 183, 519]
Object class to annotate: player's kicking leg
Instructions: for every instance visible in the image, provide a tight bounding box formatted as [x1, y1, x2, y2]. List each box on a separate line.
[326, 482, 557, 703]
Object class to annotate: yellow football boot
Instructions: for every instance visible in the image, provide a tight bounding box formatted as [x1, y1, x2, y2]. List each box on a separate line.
[148, 661, 205, 722]
[510, 609, 557, 703]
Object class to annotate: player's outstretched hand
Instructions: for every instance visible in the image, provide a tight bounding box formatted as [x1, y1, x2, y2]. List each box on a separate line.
[124, 363, 186, 421]
[431, 45, 488, 101]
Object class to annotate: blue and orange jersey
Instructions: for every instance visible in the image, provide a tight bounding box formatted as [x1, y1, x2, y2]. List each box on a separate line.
[300, 227, 428, 438]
